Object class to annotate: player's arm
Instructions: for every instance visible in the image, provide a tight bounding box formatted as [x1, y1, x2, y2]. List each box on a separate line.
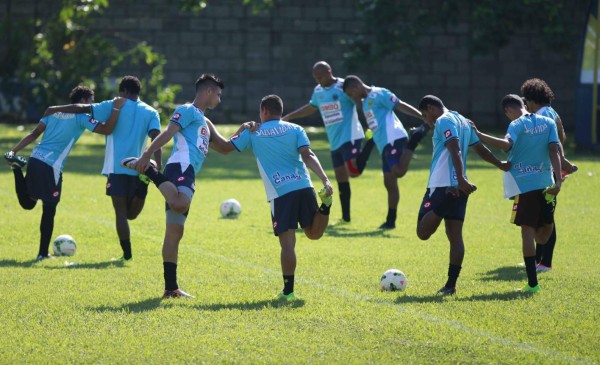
[135, 123, 179, 174]
[92, 97, 126, 135]
[445, 139, 476, 195]
[299, 146, 333, 196]
[149, 129, 162, 171]
[206, 119, 235, 154]
[282, 104, 318, 121]
[42, 104, 91, 117]
[394, 101, 423, 120]
[546, 142, 563, 196]
[471, 142, 511, 171]
[555, 116, 566, 144]
[8, 122, 46, 154]
[469, 119, 512, 152]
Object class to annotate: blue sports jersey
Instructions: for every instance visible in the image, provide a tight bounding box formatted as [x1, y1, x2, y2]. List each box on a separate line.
[361, 87, 408, 153]
[502, 114, 559, 199]
[31, 112, 99, 183]
[535, 105, 559, 122]
[309, 78, 364, 150]
[166, 103, 210, 174]
[91, 98, 160, 176]
[428, 111, 479, 188]
[230, 120, 313, 201]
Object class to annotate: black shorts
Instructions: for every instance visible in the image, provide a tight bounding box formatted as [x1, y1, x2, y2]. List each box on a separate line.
[106, 174, 144, 199]
[381, 138, 407, 173]
[164, 163, 196, 214]
[271, 187, 319, 236]
[330, 140, 362, 168]
[26, 157, 62, 205]
[511, 189, 554, 228]
[417, 187, 468, 222]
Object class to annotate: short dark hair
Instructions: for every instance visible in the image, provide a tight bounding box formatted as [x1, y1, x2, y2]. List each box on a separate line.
[195, 74, 225, 92]
[417, 95, 445, 111]
[119, 76, 141, 95]
[342, 75, 363, 91]
[501, 94, 525, 110]
[69, 86, 94, 103]
[520, 78, 554, 105]
[260, 94, 283, 116]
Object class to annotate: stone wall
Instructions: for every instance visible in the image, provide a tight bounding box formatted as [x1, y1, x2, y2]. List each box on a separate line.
[3, 0, 589, 130]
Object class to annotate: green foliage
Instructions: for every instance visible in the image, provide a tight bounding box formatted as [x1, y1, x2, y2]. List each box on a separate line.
[344, 0, 584, 67]
[179, 0, 277, 13]
[1, 0, 178, 121]
[0, 124, 598, 363]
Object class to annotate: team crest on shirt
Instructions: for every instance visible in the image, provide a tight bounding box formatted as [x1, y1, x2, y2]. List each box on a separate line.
[444, 130, 452, 138]
[88, 118, 99, 125]
[200, 126, 208, 136]
[332, 94, 339, 100]
[172, 112, 182, 121]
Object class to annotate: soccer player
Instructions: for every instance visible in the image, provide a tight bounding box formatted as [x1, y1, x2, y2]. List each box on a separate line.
[521, 78, 575, 272]
[223, 94, 333, 299]
[343, 75, 430, 229]
[416, 95, 509, 295]
[282, 61, 366, 223]
[471, 94, 562, 292]
[44, 76, 162, 262]
[120, 74, 255, 298]
[4, 86, 125, 260]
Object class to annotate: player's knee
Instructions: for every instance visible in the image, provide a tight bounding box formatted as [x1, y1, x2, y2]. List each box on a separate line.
[416, 226, 431, 241]
[169, 201, 189, 214]
[393, 166, 408, 178]
[126, 211, 140, 220]
[304, 229, 323, 240]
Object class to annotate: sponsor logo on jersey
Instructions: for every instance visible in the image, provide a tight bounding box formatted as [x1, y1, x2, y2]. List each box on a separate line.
[332, 94, 339, 100]
[172, 112, 182, 121]
[444, 129, 452, 138]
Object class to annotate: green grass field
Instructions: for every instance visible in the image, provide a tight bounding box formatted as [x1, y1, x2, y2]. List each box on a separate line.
[0, 123, 598, 364]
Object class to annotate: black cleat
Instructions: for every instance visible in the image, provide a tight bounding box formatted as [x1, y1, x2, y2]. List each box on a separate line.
[4, 152, 27, 169]
[437, 286, 456, 296]
[378, 222, 396, 230]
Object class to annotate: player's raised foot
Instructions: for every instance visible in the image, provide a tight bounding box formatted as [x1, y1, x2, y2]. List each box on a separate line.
[437, 286, 456, 296]
[274, 291, 296, 301]
[365, 129, 373, 140]
[138, 174, 151, 185]
[162, 289, 194, 299]
[4, 151, 27, 169]
[120, 157, 157, 171]
[378, 222, 395, 230]
[36, 254, 55, 261]
[519, 284, 541, 293]
[318, 188, 332, 207]
[536, 263, 552, 273]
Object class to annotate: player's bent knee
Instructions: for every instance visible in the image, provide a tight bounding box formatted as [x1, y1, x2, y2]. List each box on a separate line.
[304, 230, 323, 240]
[166, 209, 187, 225]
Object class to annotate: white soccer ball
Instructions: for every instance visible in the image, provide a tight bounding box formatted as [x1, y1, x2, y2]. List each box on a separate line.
[220, 198, 242, 219]
[53, 234, 77, 256]
[380, 269, 407, 291]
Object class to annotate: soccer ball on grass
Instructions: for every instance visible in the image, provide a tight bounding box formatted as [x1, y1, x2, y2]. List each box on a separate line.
[220, 198, 242, 219]
[380, 269, 407, 291]
[53, 234, 77, 256]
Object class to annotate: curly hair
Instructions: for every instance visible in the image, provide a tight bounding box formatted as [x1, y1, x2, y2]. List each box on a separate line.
[520, 78, 554, 105]
[69, 86, 94, 103]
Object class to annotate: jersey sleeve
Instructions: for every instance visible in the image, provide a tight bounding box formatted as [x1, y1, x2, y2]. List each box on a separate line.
[309, 90, 319, 108]
[230, 129, 252, 152]
[438, 117, 459, 144]
[297, 127, 310, 149]
[506, 121, 520, 145]
[40, 116, 50, 125]
[548, 120, 559, 144]
[90, 100, 113, 123]
[148, 110, 161, 134]
[77, 113, 101, 132]
[169, 106, 190, 129]
[468, 124, 480, 146]
[379, 88, 401, 111]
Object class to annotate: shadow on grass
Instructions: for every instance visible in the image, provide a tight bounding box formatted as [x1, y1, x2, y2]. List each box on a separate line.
[44, 260, 126, 270]
[394, 290, 531, 304]
[91, 297, 305, 314]
[0, 259, 38, 268]
[479, 266, 525, 282]
[325, 225, 388, 238]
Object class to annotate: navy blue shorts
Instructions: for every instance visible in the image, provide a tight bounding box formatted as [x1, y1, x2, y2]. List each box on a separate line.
[330, 140, 362, 168]
[164, 163, 196, 213]
[106, 174, 143, 199]
[381, 138, 407, 173]
[271, 187, 319, 236]
[511, 189, 554, 228]
[417, 187, 468, 222]
[26, 157, 62, 204]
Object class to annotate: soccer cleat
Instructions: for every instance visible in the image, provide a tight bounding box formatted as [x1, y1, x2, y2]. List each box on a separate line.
[378, 222, 395, 230]
[318, 188, 332, 207]
[519, 284, 541, 293]
[543, 184, 557, 204]
[536, 263, 552, 273]
[120, 157, 157, 171]
[162, 289, 194, 298]
[334, 218, 351, 225]
[275, 291, 296, 300]
[4, 151, 27, 169]
[437, 286, 456, 296]
[138, 174, 151, 185]
[365, 129, 373, 140]
[36, 254, 54, 261]
[112, 256, 133, 263]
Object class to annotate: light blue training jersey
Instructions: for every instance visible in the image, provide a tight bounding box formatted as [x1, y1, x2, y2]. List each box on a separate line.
[536, 105, 559, 122]
[91, 98, 160, 176]
[32, 113, 99, 183]
[166, 103, 210, 174]
[230, 119, 313, 202]
[361, 87, 408, 153]
[502, 113, 559, 199]
[309, 78, 364, 150]
[428, 111, 479, 188]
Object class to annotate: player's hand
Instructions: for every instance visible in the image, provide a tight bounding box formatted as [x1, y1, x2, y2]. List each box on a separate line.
[135, 155, 151, 174]
[244, 121, 260, 133]
[499, 160, 512, 172]
[322, 179, 333, 196]
[467, 119, 480, 134]
[545, 183, 561, 196]
[112, 97, 126, 110]
[457, 177, 477, 195]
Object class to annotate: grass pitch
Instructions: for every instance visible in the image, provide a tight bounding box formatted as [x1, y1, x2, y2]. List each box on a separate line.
[0, 123, 598, 364]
